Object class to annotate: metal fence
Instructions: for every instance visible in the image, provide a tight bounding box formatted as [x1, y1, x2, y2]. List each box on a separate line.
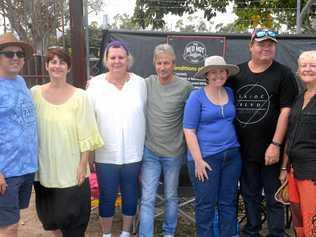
[21, 55, 49, 88]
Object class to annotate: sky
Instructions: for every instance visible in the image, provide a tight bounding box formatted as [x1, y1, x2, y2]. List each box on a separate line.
[88, 0, 237, 31]
[88, 0, 137, 26]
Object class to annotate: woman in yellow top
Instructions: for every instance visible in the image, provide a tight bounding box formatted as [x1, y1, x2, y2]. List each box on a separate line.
[31, 48, 104, 237]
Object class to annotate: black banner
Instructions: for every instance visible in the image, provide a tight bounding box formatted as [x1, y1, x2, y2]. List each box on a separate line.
[168, 35, 226, 88]
[99, 30, 316, 91]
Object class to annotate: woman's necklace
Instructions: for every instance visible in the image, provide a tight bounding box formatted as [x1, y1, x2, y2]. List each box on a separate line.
[206, 87, 225, 118]
[303, 89, 316, 109]
[106, 73, 130, 90]
[218, 89, 225, 118]
[220, 103, 224, 118]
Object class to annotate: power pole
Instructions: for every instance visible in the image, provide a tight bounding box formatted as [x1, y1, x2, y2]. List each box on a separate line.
[69, 0, 87, 89]
[297, 0, 301, 33]
[83, 0, 90, 79]
[296, 0, 316, 33]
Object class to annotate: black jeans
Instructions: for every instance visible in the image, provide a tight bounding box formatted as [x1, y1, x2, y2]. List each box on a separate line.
[240, 160, 285, 237]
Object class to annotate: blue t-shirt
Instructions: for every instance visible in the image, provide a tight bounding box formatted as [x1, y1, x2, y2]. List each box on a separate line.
[183, 87, 239, 161]
[0, 76, 38, 178]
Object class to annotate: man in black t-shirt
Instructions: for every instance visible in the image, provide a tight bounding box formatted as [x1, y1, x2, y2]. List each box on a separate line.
[229, 29, 298, 236]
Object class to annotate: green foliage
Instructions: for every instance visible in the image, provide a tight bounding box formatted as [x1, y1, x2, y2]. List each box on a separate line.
[0, 0, 104, 54]
[109, 13, 141, 30]
[233, 0, 298, 31]
[133, 0, 229, 29]
[133, 0, 315, 32]
[174, 16, 210, 32]
[88, 21, 103, 57]
[57, 21, 103, 58]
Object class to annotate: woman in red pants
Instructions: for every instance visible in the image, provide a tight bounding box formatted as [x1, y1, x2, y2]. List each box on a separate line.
[280, 50, 316, 237]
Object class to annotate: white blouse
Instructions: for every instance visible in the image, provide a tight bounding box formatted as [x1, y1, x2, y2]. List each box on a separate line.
[87, 73, 146, 164]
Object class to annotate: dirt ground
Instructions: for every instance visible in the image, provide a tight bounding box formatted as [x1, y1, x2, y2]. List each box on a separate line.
[18, 190, 118, 237]
[18, 192, 194, 237]
[18, 191, 294, 237]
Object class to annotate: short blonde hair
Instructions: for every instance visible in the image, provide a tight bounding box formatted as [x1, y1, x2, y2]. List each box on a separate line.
[153, 44, 176, 64]
[298, 50, 316, 66]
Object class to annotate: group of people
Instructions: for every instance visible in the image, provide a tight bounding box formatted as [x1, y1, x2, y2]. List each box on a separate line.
[0, 27, 315, 237]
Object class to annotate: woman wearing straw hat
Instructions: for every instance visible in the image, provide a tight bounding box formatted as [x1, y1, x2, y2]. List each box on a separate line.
[183, 55, 241, 237]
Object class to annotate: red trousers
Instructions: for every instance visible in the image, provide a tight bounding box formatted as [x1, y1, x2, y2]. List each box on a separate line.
[288, 170, 316, 237]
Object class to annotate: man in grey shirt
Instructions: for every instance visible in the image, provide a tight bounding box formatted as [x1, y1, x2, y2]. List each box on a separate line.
[139, 44, 193, 237]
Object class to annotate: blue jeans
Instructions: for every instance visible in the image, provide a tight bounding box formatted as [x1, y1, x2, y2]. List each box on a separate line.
[187, 148, 241, 237]
[240, 160, 285, 237]
[95, 162, 141, 217]
[139, 147, 183, 237]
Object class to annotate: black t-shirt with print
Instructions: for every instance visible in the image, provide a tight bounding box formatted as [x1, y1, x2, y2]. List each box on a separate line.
[229, 60, 298, 163]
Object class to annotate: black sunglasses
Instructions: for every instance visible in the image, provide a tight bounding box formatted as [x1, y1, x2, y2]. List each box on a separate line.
[0, 51, 25, 59]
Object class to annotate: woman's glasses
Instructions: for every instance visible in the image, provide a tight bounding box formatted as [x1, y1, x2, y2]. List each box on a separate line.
[0, 51, 25, 59]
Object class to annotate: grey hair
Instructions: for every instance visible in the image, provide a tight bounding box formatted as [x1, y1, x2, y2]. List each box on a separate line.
[102, 47, 134, 70]
[153, 44, 176, 64]
[298, 50, 316, 65]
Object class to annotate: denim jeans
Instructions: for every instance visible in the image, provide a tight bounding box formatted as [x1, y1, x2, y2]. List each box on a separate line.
[0, 173, 35, 227]
[240, 160, 285, 237]
[187, 148, 241, 237]
[95, 162, 141, 217]
[139, 146, 183, 237]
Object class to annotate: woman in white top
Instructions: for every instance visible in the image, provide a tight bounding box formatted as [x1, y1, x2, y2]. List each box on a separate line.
[87, 41, 146, 237]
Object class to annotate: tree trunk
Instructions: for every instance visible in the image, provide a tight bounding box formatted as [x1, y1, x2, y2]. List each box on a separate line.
[32, 34, 48, 55]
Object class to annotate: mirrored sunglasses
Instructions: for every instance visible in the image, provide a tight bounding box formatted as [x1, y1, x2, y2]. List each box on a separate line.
[0, 51, 25, 58]
[254, 29, 277, 39]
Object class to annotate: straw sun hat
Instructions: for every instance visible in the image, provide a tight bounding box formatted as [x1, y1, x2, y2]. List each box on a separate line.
[0, 32, 33, 58]
[195, 55, 239, 78]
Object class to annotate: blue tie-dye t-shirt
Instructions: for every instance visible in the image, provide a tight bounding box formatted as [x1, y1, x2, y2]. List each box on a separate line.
[0, 75, 38, 178]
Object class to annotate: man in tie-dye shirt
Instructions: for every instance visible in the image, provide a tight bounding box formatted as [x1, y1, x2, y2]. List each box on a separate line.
[0, 33, 37, 237]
